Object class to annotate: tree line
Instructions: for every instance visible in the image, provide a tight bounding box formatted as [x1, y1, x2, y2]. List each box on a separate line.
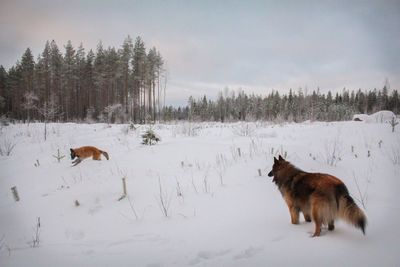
[165, 86, 399, 122]
[1, 38, 398, 123]
[0, 36, 165, 123]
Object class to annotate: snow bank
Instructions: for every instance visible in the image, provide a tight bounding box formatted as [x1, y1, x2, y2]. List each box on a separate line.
[353, 110, 396, 123]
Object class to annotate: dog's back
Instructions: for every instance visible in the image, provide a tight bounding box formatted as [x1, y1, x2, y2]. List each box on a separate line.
[74, 146, 101, 159]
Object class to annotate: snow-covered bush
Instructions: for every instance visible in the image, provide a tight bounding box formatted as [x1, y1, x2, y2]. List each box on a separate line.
[232, 122, 255, 137]
[142, 128, 160, 145]
[175, 122, 200, 137]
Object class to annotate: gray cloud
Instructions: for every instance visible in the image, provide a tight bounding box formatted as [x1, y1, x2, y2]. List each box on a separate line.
[1, 0, 399, 106]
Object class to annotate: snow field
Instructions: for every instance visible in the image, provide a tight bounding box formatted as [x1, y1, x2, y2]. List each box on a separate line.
[0, 121, 399, 266]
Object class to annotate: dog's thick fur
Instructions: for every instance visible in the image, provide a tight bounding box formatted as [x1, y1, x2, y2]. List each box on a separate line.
[70, 146, 109, 166]
[268, 155, 366, 237]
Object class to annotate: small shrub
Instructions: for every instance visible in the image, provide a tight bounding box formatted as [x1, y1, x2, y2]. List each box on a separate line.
[323, 135, 343, 166]
[142, 128, 160, 145]
[232, 122, 255, 137]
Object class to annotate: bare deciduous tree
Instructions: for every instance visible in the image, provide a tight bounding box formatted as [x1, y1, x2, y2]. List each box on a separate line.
[37, 96, 61, 141]
[22, 91, 38, 124]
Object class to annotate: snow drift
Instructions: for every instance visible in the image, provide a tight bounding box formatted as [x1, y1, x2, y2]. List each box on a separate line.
[353, 110, 396, 123]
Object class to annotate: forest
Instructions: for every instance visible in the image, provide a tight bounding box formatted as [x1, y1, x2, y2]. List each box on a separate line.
[0, 36, 165, 124]
[181, 85, 400, 122]
[0, 37, 399, 123]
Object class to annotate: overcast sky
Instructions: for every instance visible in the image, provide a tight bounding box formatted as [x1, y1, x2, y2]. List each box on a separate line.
[1, 0, 399, 106]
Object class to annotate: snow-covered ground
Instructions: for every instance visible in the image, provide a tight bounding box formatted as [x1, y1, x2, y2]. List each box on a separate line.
[0, 121, 399, 266]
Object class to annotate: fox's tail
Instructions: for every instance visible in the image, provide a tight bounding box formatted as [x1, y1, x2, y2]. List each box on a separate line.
[101, 150, 109, 160]
[336, 184, 367, 234]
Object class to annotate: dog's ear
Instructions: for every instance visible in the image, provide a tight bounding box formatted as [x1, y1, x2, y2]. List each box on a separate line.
[274, 157, 278, 164]
[278, 155, 284, 161]
[70, 148, 74, 153]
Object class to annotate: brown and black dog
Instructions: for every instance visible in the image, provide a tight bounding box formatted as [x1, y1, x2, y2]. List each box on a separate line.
[268, 155, 366, 237]
[70, 146, 109, 166]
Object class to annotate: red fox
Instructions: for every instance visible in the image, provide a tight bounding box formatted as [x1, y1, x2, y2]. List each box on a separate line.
[70, 146, 109, 166]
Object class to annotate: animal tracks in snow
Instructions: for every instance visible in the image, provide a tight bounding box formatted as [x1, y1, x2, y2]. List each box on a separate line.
[233, 246, 264, 260]
[65, 228, 85, 240]
[188, 246, 264, 265]
[189, 249, 231, 265]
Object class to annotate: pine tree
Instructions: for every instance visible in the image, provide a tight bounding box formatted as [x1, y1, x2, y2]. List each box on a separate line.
[155, 51, 164, 121]
[84, 49, 95, 119]
[36, 41, 51, 109]
[132, 37, 146, 123]
[50, 40, 63, 120]
[62, 40, 76, 120]
[0, 66, 8, 114]
[93, 41, 106, 117]
[367, 89, 378, 113]
[104, 47, 119, 109]
[7, 66, 22, 119]
[20, 48, 35, 93]
[19, 48, 36, 120]
[147, 47, 158, 121]
[119, 36, 133, 115]
[390, 90, 399, 114]
[382, 84, 389, 110]
[75, 43, 86, 119]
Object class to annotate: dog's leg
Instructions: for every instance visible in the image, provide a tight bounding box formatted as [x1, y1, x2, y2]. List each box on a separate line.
[286, 204, 299, 225]
[304, 213, 312, 222]
[301, 205, 312, 222]
[284, 196, 299, 224]
[328, 220, 335, 231]
[311, 204, 322, 237]
[289, 207, 300, 224]
[72, 158, 82, 166]
[312, 221, 322, 237]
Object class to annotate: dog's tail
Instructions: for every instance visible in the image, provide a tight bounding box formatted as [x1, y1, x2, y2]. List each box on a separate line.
[101, 150, 109, 160]
[336, 184, 367, 234]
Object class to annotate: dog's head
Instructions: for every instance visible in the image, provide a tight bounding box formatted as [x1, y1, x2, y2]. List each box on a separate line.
[70, 148, 76, 160]
[268, 155, 287, 182]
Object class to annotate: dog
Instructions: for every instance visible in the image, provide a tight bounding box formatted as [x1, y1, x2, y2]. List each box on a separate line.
[70, 146, 109, 166]
[268, 155, 366, 237]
